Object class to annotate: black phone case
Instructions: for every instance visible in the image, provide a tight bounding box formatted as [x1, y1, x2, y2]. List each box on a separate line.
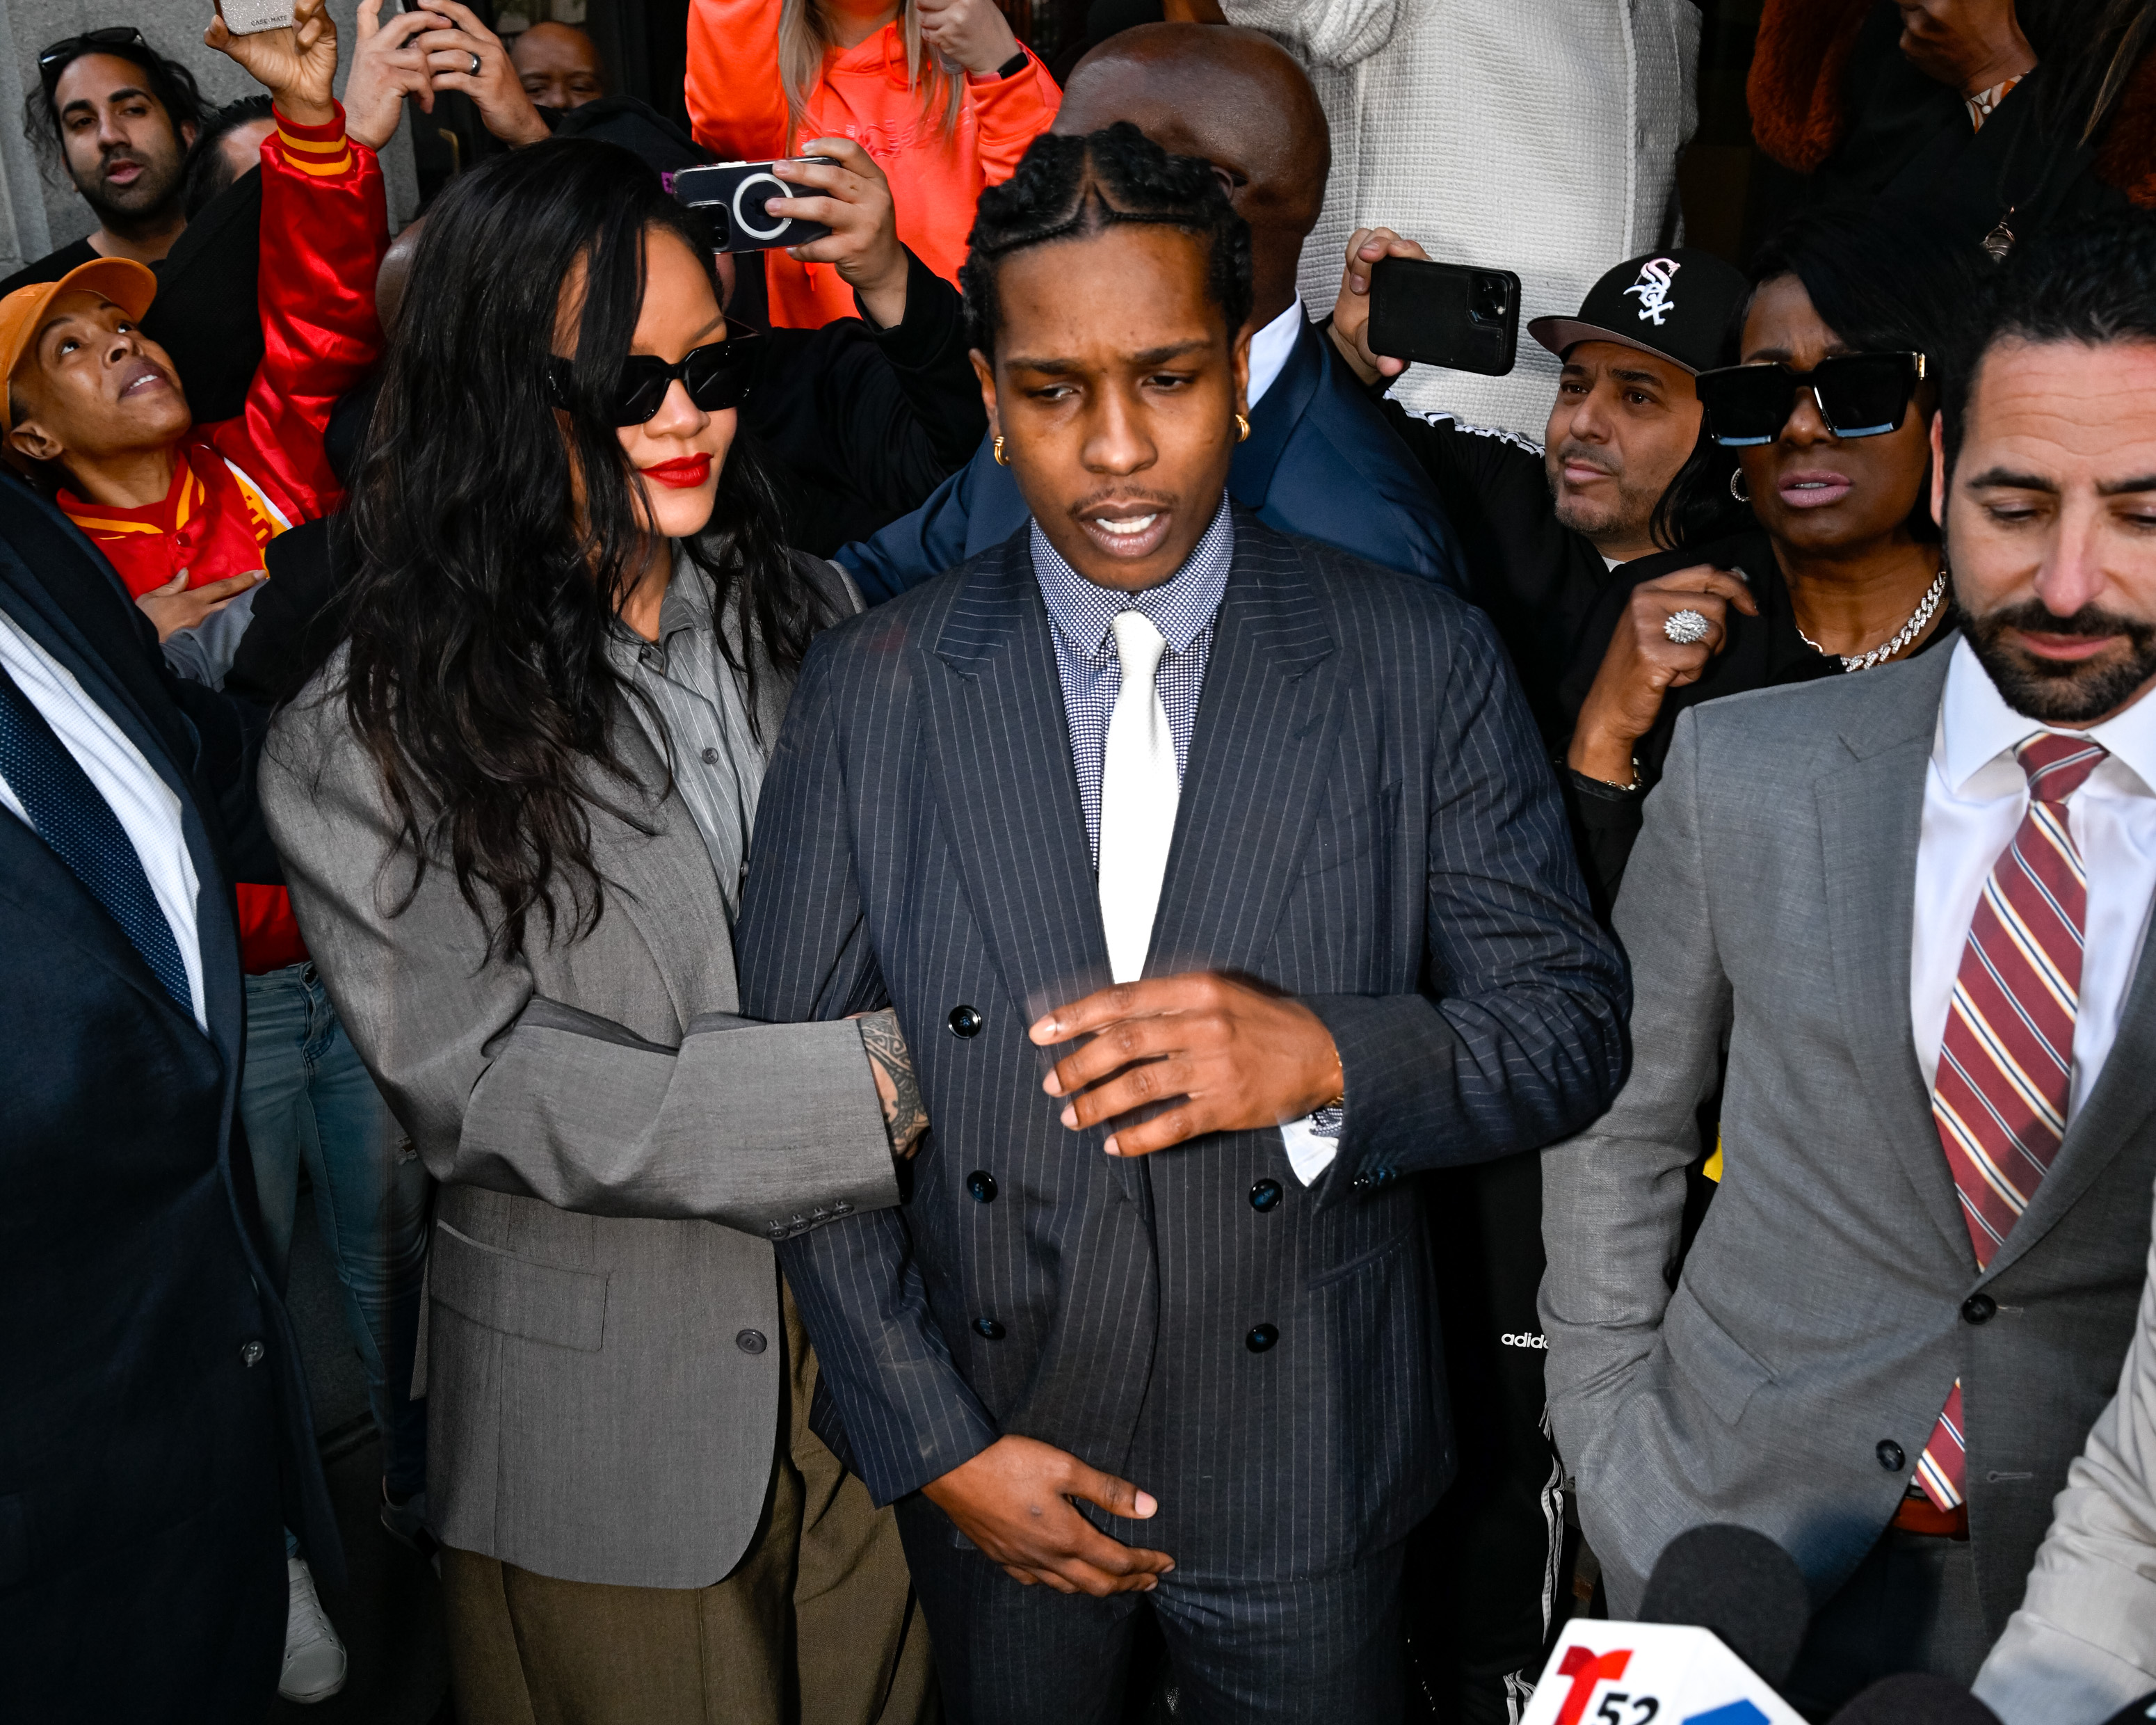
[1367, 258, 1521, 376]
[672, 159, 836, 254]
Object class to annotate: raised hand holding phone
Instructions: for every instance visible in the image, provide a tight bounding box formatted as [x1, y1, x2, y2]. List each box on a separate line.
[207, 0, 340, 125]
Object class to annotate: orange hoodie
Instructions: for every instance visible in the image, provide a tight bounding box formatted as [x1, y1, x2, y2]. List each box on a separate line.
[686, 2, 1059, 328]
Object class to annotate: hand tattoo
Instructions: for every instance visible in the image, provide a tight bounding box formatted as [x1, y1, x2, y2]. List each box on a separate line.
[860, 1009, 929, 1158]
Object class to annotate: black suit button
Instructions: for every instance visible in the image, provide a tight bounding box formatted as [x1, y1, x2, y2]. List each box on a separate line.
[1246, 1324, 1280, 1354]
[1877, 1439, 1906, 1473]
[1962, 1294, 1997, 1325]
[974, 1317, 1005, 1340]
[240, 1339, 265, 1367]
[1249, 1178, 1284, 1212]
[967, 1169, 998, 1203]
[949, 1004, 983, 1038]
[735, 1329, 768, 1355]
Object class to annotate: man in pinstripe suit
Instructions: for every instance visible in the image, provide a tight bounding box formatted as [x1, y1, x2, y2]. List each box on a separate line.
[737, 126, 1628, 1724]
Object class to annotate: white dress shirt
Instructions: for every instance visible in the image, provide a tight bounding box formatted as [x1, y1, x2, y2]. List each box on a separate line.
[0, 609, 207, 1032]
[1244, 298, 1303, 412]
[1911, 638, 2156, 1118]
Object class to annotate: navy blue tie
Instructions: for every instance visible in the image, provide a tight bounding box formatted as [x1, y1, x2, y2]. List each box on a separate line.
[0, 654, 192, 1013]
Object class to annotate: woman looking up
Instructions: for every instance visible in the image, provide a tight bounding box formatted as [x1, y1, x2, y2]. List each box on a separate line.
[686, 0, 1059, 328]
[259, 140, 934, 1725]
[1563, 205, 1977, 899]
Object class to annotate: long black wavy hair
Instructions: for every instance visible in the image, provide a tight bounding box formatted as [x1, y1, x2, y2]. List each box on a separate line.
[338, 139, 819, 961]
[959, 121, 1254, 358]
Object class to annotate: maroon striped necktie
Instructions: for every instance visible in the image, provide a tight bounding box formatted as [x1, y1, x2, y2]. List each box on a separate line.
[1917, 732, 2108, 1509]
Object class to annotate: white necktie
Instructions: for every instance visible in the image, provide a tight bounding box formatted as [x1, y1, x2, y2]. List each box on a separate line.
[1097, 611, 1178, 983]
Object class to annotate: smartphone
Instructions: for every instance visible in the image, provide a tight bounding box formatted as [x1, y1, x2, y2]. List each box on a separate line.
[672, 159, 837, 254]
[219, 0, 296, 33]
[1367, 257, 1521, 376]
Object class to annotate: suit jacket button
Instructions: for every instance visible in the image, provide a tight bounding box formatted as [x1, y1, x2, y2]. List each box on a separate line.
[974, 1317, 1005, 1340]
[949, 1004, 983, 1038]
[240, 1339, 265, 1367]
[735, 1329, 768, 1355]
[1249, 1178, 1283, 1212]
[967, 1170, 998, 1203]
[1962, 1294, 1997, 1324]
[1246, 1324, 1280, 1354]
[1876, 1439, 1906, 1473]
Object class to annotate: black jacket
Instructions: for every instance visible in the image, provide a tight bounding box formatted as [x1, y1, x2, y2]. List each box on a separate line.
[0, 473, 335, 1719]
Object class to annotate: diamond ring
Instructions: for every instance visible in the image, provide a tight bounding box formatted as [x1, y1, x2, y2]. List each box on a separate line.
[1664, 609, 1711, 646]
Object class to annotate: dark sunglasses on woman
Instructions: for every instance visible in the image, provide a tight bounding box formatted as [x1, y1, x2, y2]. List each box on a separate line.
[1696, 351, 1927, 447]
[547, 322, 762, 426]
[38, 26, 150, 94]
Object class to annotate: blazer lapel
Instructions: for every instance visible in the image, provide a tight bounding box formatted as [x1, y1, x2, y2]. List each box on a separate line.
[1816, 650, 1970, 1263]
[922, 533, 1110, 1025]
[1984, 904, 2156, 1282]
[1146, 514, 1337, 981]
[1228, 318, 1319, 515]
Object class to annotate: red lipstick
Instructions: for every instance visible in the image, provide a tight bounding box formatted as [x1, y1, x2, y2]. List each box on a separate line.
[641, 454, 712, 490]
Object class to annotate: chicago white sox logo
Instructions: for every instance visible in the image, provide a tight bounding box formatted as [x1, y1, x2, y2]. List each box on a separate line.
[1625, 257, 1680, 326]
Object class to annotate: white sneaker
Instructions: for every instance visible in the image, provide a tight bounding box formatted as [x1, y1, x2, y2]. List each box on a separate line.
[280, 1554, 348, 1703]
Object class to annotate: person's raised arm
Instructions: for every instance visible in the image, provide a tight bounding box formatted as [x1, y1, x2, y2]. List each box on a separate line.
[204, 0, 388, 513]
[684, 0, 789, 163]
[917, 0, 1062, 184]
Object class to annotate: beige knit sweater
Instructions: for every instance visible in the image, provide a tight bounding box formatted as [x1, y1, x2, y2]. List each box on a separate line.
[1222, 0, 1700, 437]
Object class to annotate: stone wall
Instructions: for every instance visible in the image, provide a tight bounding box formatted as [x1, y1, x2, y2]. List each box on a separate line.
[1, 0, 421, 278]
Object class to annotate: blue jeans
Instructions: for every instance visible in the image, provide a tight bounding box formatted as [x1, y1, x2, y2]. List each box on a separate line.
[241, 962, 430, 1502]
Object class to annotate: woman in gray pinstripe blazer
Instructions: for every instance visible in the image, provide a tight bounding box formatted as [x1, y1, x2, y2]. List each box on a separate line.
[260, 143, 935, 1725]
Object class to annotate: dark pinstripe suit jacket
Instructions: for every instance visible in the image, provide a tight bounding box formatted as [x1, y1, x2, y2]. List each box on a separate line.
[737, 511, 1628, 1578]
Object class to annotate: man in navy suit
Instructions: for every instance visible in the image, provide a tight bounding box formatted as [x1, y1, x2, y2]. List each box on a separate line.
[0, 468, 336, 1720]
[739, 127, 1625, 1723]
[834, 24, 1467, 605]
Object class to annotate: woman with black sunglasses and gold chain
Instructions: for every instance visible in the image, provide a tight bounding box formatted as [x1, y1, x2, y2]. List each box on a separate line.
[1561, 203, 1983, 903]
[257, 138, 937, 1724]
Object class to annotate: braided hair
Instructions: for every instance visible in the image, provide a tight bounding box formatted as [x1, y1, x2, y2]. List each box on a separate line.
[960, 121, 1253, 359]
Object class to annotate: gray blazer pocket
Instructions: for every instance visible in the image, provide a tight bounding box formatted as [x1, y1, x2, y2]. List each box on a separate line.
[430, 1219, 609, 1353]
[1663, 1284, 1774, 1427]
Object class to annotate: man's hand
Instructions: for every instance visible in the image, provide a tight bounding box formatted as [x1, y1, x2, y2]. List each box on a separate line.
[1328, 225, 1429, 387]
[1566, 567, 1757, 785]
[136, 569, 264, 643]
[853, 1008, 928, 1158]
[344, 0, 452, 151]
[915, 0, 1024, 81]
[772, 141, 910, 330]
[1029, 974, 1343, 1159]
[407, 0, 549, 146]
[922, 1436, 1174, 1595]
[207, 0, 340, 129]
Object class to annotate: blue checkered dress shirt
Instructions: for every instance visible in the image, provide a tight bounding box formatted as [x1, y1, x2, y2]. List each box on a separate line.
[1031, 495, 1234, 865]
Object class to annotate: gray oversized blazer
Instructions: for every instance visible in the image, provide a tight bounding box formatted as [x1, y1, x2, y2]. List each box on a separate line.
[259, 562, 901, 1589]
[1541, 645, 2156, 1635]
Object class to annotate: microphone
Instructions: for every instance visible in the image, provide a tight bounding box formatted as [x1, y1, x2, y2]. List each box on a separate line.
[1826, 1674, 2002, 1724]
[1522, 1525, 1810, 1725]
[1637, 1523, 1812, 1690]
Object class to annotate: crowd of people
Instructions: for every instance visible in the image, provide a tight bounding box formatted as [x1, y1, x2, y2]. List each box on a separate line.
[3, 1, 2156, 1723]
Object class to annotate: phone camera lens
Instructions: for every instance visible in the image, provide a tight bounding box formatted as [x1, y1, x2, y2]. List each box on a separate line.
[1472, 276, 1510, 323]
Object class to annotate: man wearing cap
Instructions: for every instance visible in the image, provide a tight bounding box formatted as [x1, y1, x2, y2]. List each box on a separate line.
[1330, 234, 1753, 745]
[1328, 234, 1751, 1722]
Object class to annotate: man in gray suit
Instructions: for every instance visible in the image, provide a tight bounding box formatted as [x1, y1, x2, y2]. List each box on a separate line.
[737, 126, 1627, 1722]
[1541, 218, 2156, 1712]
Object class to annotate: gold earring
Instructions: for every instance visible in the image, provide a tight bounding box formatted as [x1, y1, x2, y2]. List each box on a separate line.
[992, 434, 1008, 465]
[1234, 413, 1250, 442]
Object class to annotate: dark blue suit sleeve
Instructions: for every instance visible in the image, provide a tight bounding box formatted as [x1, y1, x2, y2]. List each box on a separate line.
[737, 636, 1001, 1504]
[1307, 602, 1630, 1185]
[834, 439, 986, 606]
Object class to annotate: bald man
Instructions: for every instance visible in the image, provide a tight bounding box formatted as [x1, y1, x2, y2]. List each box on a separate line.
[511, 21, 606, 111]
[835, 22, 1464, 600]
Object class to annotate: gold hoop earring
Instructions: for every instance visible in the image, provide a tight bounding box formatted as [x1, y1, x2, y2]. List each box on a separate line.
[992, 435, 1008, 466]
[1234, 413, 1250, 443]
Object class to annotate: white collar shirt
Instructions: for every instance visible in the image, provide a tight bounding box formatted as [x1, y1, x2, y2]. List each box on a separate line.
[1911, 636, 2156, 1119]
[1244, 298, 1303, 411]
